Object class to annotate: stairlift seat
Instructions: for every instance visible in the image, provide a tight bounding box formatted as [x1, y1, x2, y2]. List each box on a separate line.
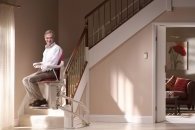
[38, 57, 65, 109]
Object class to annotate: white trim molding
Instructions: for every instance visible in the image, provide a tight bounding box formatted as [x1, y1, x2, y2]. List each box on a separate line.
[89, 115, 153, 123]
[166, 0, 173, 11]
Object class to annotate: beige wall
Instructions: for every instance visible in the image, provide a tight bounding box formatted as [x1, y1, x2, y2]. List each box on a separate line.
[155, 7, 195, 23]
[89, 7, 195, 116]
[90, 24, 153, 116]
[14, 0, 58, 119]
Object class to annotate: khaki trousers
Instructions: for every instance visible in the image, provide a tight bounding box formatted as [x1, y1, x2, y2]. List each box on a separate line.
[22, 70, 56, 101]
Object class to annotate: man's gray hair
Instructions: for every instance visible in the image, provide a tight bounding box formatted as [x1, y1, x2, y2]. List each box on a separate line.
[44, 29, 55, 38]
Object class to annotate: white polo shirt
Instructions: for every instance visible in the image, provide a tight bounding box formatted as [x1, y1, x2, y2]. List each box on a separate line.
[41, 42, 63, 71]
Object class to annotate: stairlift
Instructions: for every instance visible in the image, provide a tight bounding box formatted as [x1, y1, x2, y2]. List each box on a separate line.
[37, 60, 89, 128]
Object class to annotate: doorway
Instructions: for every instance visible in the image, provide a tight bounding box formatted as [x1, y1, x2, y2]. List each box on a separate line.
[155, 23, 195, 123]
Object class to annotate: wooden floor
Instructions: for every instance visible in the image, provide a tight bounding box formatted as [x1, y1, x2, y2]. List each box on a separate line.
[12, 122, 195, 130]
[11, 115, 195, 130]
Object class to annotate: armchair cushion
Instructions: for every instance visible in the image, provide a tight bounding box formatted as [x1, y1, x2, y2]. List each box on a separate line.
[173, 77, 190, 92]
[166, 76, 195, 110]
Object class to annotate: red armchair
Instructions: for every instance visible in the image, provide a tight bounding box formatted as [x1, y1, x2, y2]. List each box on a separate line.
[166, 75, 195, 110]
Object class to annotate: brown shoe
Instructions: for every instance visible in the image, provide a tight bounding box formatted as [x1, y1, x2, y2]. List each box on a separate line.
[29, 100, 38, 106]
[31, 99, 48, 107]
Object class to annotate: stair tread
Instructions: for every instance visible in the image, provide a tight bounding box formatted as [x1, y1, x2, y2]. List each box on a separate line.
[21, 114, 64, 117]
[19, 114, 64, 128]
[25, 107, 64, 116]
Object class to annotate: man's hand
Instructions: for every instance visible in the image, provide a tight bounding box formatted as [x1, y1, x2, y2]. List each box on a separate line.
[33, 62, 42, 68]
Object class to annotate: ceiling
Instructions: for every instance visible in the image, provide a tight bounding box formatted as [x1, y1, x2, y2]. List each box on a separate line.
[166, 27, 195, 42]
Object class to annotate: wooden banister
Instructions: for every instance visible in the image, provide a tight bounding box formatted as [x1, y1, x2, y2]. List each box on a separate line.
[66, 27, 87, 72]
[65, 24, 88, 99]
[85, 0, 154, 48]
[65, 0, 154, 99]
[85, 0, 109, 19]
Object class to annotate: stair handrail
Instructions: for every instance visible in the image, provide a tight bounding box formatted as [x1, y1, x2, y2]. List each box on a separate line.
[85, 0, 154, 48]
[56, 24, 89, 128]
[65, 25, 88, 72]
[85, 0, 152, 18]
[65, 24, 88, 99]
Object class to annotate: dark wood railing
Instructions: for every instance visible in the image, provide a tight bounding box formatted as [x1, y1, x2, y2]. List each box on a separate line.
[65, 26, 88, 99]
[85, 0, 154, 48]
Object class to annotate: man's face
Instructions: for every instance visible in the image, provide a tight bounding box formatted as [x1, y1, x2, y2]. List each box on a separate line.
[44, 33, 54, 45]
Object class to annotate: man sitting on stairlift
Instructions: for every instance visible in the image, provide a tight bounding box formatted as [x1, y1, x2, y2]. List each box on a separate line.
[22, 29, 63, 107]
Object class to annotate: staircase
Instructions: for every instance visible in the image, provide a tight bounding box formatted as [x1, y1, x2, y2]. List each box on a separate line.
[17, 0, 170, 128]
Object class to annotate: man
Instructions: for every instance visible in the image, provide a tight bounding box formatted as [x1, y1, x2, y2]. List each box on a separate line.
[22, 30, 63, 107]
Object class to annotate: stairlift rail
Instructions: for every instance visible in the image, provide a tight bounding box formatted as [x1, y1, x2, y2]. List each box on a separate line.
[57, 92, 90, 128]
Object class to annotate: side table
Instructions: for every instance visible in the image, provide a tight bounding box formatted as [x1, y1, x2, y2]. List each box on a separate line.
[166, 95, 180, 115]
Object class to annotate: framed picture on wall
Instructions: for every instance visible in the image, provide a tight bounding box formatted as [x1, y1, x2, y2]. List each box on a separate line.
[166, 41, 188, 70]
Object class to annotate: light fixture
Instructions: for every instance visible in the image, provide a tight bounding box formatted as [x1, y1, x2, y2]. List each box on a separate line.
[170, 35, 180, 39]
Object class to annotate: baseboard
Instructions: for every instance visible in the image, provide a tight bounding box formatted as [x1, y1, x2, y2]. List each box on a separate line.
[89, 115, 154, 123]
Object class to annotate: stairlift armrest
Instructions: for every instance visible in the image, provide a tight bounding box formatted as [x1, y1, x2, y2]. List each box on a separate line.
[47, 61, 65, 69]
[33, 62, 42, 68]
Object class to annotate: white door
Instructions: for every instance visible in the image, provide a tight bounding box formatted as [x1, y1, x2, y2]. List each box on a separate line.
[155, 23, 195, 122]
[156, 25, 166, 122]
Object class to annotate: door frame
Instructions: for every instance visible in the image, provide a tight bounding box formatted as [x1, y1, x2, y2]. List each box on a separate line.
[153, 22, 195, 123]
